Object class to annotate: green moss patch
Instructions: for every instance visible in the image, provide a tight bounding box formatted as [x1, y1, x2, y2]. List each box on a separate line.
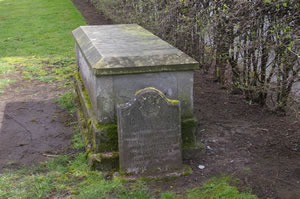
[89, 152, 119, 172]
[181, 117, 197, 147]
[77, 110, 94, 153]
[94, 122, 119, 152]
[74, 71, 94, 113]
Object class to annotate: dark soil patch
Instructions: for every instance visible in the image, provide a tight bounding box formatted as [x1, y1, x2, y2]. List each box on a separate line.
[71, 0, 112, 25]
[171, 71, 300, 199]
[0, 71, 75, 172]
[144, 72, 300, 199]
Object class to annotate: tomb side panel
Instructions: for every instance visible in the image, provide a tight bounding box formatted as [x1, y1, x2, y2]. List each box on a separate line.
[77, 46, 97, 111]
[176, 71, 194, 119]
[113, 71, 194, 119]
[113, 71, 178, 110]
[96, 76, 114, 123]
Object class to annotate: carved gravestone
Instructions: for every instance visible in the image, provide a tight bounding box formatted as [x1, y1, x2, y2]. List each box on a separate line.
[117, 87, 182, 174]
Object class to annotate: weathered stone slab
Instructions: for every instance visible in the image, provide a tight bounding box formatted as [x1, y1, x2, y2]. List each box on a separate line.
[88, 152, 119, 171]
[117, 88, 182, 174]
[72, 24, 199, 76]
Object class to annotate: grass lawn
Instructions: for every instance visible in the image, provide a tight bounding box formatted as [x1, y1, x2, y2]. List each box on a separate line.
[0, 0, 83, 57]
[0, 0, 85, 90]
[0, 0, 259, 198]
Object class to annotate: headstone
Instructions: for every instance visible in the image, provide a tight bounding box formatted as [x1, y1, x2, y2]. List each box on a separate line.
[117, 87, 182, 174]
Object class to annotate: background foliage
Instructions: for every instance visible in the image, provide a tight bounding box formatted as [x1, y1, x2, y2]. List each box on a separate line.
[91, 0, 299, 110]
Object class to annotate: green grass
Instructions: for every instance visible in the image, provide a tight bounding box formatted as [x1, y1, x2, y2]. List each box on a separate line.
[57, 91, 76, 113]
[0, 63, 15, 75]
[72, 128, 86, 149]
[0, 79, 15, 94]
[0, 0, 86, 91]
[0, 127, 258, 199]
[0, 156, 259, 199]
[0, 152, 160, 199]
[186, 177, 258, 199]
[0, 0, 85, 58]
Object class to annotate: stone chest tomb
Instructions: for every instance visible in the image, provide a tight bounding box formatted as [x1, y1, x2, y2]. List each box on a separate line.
[72, 24, 200, 172]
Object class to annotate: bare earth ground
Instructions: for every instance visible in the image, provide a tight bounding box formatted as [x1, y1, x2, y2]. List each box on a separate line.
[0, 1, 299, 198]
[0, 70, 74, 172]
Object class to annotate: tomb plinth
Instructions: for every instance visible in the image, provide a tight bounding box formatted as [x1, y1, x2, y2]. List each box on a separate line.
[72, 24, 200, 171]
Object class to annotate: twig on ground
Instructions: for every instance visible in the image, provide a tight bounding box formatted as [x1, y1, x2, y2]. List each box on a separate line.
[42, 153, 59, 158]
[272, 177, 300, 189]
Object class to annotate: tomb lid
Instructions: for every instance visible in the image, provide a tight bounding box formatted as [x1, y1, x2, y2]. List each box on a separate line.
[72, 24, 199, 76]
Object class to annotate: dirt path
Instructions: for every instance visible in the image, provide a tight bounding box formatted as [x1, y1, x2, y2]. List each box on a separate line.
[71, 0, 112, 25]
[69, 2, 300, 198]
[0, 71, 74, 171]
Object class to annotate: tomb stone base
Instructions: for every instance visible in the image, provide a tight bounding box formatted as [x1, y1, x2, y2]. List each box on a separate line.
[75, 72, 119, 171]
[88, 152, 119, 172]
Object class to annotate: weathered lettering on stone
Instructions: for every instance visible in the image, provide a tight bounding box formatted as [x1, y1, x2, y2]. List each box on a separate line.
[117, 87, 182, 174]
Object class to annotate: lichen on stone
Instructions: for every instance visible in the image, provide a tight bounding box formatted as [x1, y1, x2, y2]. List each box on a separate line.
[135, 87, 180, 104]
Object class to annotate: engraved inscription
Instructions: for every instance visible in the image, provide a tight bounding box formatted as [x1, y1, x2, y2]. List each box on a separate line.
[138, 93, 161, 117]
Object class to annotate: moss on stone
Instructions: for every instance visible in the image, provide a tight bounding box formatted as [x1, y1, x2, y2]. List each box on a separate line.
[182, 139, 205, 160]
[74, 71, 93, 109]
[178, 93, 190, 104]
[88, 152, 119, 171]
[181, 117, 197, 147]
[88, 119, 102, 152]
[182, 165, 193, 176]
[82, 89, 93, 109]
[77, 91, 118, 153]
[77, 110, 94, 153]
[98, 151, 119, 159]
[94, 122, 119, 152]
[135, 87, 180, 104]
[74, 71, 81, 82]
